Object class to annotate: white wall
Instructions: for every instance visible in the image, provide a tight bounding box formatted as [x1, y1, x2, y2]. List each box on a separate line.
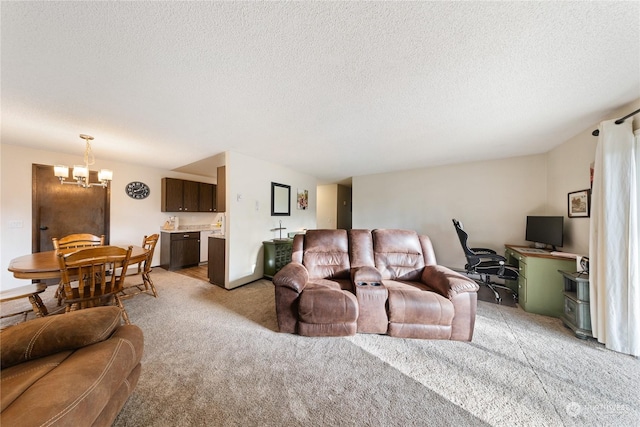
[353, 154, 548, 269]
[547, 98, 640, 255]
[353, 98, 640, 270]
[317, 184, 338, 229]
[1, 143, 217, 290]
[225, 151, 317, 289]
[4, 99, 638, 290]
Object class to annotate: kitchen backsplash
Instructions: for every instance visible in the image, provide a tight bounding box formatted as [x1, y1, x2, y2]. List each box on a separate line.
[161, 213, 225, 231]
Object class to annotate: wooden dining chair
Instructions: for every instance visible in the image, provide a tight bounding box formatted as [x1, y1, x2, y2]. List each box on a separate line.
[52, 233, 105, 250]
[52, 233, 105, 304]
[120, 234, 160, 300]
[57, 246, 133, 324]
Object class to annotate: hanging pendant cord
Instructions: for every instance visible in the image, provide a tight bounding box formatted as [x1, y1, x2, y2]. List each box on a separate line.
[592, 108, 640, 136]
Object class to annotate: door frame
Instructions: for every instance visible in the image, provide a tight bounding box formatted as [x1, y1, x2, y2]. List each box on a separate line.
[31, 164, 111, 253]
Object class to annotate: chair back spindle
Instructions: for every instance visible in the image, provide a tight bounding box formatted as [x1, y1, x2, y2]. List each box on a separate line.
[57, 246, 133, 323]
[53, 233, 105, 250]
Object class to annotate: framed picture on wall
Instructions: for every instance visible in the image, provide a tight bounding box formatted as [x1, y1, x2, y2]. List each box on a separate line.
[568, 189, 590, 218]
[297, 189, 308, 210]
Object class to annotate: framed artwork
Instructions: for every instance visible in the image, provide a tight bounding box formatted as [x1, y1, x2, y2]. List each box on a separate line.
[568, 189, 590, 218]
[297, 189, 308, 210]
[271, 182, 291, 216]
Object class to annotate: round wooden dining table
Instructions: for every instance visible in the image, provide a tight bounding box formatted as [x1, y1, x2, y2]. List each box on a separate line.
[8, 246, 149, 280]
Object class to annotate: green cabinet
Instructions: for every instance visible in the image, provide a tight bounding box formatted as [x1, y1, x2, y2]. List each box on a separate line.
[505, 246, 576, 318]
[263, 240, 292, 279]
[559, 270, 591, 338]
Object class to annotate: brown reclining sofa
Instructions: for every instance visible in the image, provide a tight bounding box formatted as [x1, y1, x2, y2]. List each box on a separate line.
[1, 306, 143, 426]
[273, 229, 480, 340]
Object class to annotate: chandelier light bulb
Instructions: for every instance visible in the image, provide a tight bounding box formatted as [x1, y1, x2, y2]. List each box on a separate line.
[54, 134, 112, 188]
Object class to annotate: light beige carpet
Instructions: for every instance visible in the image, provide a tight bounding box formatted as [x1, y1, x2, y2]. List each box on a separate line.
[4, 268, 638, 426]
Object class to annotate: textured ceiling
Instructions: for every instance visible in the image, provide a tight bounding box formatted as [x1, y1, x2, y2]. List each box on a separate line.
[2, 1, 639, 183]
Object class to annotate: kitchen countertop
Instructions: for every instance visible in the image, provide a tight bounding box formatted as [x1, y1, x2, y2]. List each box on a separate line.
[160, 225, 223, 234]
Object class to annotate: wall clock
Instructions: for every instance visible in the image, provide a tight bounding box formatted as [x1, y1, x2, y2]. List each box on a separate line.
[125, 181, 150, 199]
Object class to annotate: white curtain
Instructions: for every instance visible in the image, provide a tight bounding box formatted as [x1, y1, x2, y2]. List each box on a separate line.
[589, 119, 639, 357]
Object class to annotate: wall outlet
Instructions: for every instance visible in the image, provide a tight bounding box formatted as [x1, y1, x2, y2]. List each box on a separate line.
[8, 220, 23, 229]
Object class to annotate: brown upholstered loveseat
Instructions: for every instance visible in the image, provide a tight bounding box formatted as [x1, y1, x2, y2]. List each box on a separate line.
[273, 229, 479, 340]
[1, 306, 143, 426]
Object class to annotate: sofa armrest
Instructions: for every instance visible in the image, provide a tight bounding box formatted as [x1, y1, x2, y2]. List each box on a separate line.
[422, 265, 479, 299]
[1, 306, 122, 369]
[273, 262, 309, 294]
[351, 266, 382, 285]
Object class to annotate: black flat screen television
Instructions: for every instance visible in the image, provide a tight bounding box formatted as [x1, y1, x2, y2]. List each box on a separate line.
[525, 216, 564, 250]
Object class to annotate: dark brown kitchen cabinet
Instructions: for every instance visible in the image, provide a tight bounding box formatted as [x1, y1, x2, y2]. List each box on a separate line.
[208, 236, 225, 287]
[182, 180, 199, 211]
[199, 182, 217, 212]
[216, 166, 226, 212]
[162, 178, 184, 212]
[162, 178, 210, 212]
[160, 232, 200, 271]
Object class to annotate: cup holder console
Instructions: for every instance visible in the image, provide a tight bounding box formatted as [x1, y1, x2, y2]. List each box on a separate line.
[354, 280, 387, 334]
[356, 282, 381, 287]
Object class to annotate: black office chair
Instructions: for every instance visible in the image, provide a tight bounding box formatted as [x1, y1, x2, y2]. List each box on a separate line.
[452, 219, 518, 303]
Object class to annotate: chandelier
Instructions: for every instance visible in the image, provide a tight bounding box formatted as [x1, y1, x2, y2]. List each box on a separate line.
[54, 134, 112, 188]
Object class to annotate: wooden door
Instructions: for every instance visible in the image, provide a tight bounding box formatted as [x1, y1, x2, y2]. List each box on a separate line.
[33, 164, 110, 253]
[183, 180, 199, 212]
[171, 238, 200, 269]
[208, 237, 225, 286]
[162, 178, 183, 212]
[199, 182, 215, 212]
[216, 166, 226, 212]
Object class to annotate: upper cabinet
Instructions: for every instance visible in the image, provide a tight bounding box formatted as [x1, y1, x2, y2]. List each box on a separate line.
[162, 178, 217, 212]
[216, 166, 226, 212]
[199, 182, 216, 212]
[183, 180, 200, 212]
[162, 178, 184, 212]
